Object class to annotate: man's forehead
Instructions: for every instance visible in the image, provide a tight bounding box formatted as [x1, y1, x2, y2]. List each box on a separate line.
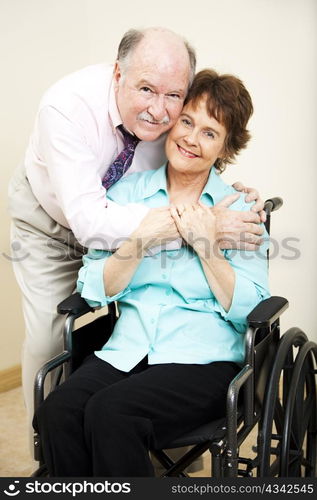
[128, 41, 190, 85]
[127, 63, 189, 92]
[138, 72, 187, 90]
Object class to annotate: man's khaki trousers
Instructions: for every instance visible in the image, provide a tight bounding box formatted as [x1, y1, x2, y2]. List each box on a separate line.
[8, 165, 85, 440]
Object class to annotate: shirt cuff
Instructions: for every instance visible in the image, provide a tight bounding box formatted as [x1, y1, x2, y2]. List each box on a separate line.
[214, 272, 263, 329]
[77, 256, 130, 307]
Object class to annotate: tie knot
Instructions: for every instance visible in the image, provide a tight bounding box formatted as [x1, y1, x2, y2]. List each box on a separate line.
[118, 125, 140, 147]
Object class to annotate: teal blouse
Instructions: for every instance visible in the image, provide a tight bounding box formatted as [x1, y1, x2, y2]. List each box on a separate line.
[77, 165, 270, 370]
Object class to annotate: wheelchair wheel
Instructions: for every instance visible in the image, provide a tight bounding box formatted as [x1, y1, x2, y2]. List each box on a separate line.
[258, 328, 317, 477]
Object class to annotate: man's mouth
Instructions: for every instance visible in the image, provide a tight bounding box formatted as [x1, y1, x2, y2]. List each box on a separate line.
[140, 119, 163, 126]
[177, 145, 199, 158]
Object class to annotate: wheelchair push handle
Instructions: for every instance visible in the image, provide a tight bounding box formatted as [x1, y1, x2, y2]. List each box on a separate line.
[264, 197, 283, 216]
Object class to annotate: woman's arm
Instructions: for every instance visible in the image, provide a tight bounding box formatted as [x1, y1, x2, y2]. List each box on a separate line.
[171, 204, 235, 312]
[194, 244, 235, 313]
[103, 237, 144, 298]
[104, 207, 180, 297]
[171, 200, 270, 325]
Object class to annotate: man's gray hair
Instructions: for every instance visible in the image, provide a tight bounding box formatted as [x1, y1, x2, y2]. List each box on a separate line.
[116, 28, 196, 87]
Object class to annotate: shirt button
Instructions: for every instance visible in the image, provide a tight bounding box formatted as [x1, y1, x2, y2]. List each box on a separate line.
[162, 274, 167, 279]
[150, 318, 155, 324]
[165, 289, 172, 296]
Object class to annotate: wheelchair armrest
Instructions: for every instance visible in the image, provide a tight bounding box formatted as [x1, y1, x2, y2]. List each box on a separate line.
[247, 296, 289, 328]
[57, 292, 93, 315]
[34, 351, 71, 411]
[226, 364, 254, 447]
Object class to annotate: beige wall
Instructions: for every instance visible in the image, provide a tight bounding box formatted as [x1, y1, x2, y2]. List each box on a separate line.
[1, 0, 316, 371]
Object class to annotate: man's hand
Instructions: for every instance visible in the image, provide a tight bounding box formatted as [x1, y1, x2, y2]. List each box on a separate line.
[212, 194, 264, 251]
[232, 181, 266, 223]
[132, 207, 180, 250]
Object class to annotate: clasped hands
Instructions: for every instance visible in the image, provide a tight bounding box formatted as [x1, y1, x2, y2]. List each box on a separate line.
[172, 194, 264, 252]
[133, 191, 265, 253]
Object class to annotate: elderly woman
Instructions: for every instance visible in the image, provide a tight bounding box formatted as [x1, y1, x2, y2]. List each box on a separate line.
[34, 69, 270, 477]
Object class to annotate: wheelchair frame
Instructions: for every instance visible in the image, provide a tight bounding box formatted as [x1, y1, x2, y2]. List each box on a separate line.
[32, 198, 317, 477]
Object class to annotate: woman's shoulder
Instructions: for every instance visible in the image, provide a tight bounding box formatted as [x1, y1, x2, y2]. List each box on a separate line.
[214, 173, 256, 212]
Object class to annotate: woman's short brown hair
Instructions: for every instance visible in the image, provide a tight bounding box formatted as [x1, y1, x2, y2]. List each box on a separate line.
[185, 69, 253, 172]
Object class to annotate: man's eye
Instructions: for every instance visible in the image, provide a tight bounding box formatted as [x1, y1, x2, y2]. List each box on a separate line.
[140, 87, 153, 93]
[168, 93, 180, 99]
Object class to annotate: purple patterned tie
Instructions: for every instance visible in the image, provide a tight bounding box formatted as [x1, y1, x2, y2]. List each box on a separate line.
[102, 125, 140, 189]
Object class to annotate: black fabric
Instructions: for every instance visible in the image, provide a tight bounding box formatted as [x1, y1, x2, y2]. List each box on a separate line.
[34, 354, 239, 477]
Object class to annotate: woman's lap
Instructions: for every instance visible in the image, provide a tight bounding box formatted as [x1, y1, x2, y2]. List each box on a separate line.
[34, 354, 239, 444]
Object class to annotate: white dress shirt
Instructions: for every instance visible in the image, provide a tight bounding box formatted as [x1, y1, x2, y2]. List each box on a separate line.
[24, 64, 168, 249]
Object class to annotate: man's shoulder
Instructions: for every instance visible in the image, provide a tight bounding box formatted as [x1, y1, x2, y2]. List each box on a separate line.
[39, 64, 114, 111]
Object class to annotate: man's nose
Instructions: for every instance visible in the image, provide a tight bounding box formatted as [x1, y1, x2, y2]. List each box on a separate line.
[148, 94, 167, 121]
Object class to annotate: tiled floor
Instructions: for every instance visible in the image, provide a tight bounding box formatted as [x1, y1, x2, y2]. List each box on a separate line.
[0, 386, 257, 477]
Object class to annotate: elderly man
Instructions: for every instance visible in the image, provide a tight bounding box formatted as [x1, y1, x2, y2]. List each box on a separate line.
[8, 27, 264, 437]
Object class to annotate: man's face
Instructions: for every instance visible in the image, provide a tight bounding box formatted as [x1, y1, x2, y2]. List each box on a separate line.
[114, 57, 190, 142]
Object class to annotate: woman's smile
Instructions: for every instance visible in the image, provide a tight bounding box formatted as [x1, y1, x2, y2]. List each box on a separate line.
[177, 144, 199, 158]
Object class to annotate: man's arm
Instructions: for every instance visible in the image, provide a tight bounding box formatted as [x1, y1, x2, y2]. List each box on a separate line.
[38, 106, 150, 250]
[77, 208, 179, 304]
[103, 207, 179, 296]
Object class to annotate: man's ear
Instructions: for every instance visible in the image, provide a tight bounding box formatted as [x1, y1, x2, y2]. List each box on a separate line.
[113, 61, 121, 89]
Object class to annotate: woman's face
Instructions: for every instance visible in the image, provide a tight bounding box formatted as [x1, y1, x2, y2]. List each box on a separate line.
[165, 96, 227, 176]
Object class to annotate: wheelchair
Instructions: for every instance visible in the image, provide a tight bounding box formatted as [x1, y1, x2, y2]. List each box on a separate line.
[32, 197, 317, 478]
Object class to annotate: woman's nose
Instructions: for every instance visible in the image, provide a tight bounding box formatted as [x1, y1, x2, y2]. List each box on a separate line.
[184, 129, 198, 146]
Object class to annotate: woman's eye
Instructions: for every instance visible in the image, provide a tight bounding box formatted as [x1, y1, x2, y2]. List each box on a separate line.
[181, 118, 191, 126]
[205, 131, 215, 139]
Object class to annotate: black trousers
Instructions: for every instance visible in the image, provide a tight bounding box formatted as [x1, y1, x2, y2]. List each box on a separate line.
[33, 354, 239, 477]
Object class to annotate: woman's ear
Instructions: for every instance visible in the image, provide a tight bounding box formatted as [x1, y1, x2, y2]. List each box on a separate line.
[218, 142, 230, 162]
[218, 146, 227, 160]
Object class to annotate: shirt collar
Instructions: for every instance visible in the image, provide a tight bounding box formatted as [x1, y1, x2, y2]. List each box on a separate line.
[200, 167, 231, 205]
[143, 164, 169, 199]
[143, 163, 230, 205]
[108, 72, 123, 130]
[108, 73, 140, 137]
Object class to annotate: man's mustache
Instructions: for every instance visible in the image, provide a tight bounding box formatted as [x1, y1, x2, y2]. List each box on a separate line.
[137, 111, 170, 125]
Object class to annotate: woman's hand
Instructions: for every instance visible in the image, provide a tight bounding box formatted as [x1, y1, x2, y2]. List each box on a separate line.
[170, 202, 217, 256]
[132, 206, 180, 250]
